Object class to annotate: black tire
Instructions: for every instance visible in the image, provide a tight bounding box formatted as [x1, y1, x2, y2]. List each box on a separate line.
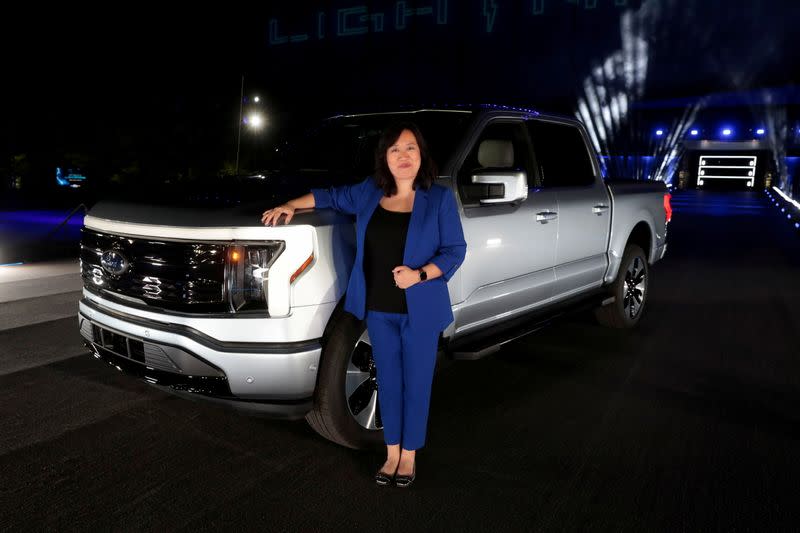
[305, 310, 384, 449]
[595, 244, 649, 329]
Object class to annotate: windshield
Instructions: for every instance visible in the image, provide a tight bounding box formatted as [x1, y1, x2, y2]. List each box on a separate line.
[268, 110, 474, 182]
[92, 110, 474, 208]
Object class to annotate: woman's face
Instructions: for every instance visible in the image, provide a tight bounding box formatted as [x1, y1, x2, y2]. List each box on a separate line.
[386, 129, 421, 185]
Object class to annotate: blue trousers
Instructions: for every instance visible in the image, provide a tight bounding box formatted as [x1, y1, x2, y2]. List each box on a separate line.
[365, 310, 441, 450]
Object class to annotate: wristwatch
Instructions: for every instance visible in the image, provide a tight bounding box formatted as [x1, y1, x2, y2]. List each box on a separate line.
[418, 268, 427, 282]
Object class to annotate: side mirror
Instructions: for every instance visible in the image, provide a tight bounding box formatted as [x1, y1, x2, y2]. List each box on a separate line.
[470, 171, 528, 204]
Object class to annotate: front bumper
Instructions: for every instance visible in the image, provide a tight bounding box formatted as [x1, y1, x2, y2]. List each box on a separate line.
[79, 297, 321, 419]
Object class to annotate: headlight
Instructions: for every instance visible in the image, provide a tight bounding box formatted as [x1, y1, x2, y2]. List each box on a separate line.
[226, 242, 285, 312]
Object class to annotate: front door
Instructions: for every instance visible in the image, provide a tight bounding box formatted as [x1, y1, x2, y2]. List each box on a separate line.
[452, 119, 558, 337]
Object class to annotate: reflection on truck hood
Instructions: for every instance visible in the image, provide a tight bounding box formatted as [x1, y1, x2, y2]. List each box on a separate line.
[88, 170, 360, 227]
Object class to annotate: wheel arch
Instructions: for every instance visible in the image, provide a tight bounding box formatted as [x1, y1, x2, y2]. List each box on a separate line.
[627, 222, 653, 262]
[320, 296, 349, 347]
[605, 218, 655, 285]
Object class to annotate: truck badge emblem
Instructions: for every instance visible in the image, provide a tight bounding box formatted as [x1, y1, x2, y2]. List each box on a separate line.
[101, 250, 129, 276]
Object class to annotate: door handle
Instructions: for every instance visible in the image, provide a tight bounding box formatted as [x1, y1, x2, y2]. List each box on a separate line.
[592, 204, 610, 214]
[536, 211, 558, 222]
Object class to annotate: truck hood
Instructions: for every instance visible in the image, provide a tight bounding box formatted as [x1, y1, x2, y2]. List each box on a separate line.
[86, 170, 357, 228]
[86, 200, 350, 228]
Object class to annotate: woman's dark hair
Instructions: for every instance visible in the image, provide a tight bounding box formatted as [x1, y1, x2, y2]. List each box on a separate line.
[374, 121, 438, 196]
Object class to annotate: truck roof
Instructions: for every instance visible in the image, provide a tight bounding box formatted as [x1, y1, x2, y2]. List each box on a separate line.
[327, 103, 580, 126]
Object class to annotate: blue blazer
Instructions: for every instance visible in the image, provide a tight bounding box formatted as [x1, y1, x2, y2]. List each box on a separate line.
[311, 177, 467, 332]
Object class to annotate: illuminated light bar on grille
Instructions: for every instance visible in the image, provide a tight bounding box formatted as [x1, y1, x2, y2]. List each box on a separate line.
[697, 155, 757, 188]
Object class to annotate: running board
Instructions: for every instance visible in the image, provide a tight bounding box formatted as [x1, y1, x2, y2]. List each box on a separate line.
[446, 290, 609, 361]
[448, 318, 553, 360]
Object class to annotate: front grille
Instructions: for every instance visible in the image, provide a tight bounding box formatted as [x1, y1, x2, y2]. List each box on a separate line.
[80, 229, 227, 312]
[90, 323, 148, 364]
[80, 317, 225, 379]
[83, 319, 231, 396]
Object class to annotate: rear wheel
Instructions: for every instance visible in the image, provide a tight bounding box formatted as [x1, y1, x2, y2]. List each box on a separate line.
[305, 311, 384, 449]
[595, 244, 649, 328]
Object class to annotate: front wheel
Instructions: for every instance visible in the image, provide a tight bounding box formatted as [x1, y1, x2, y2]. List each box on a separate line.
[305, 311, 384, 449]
[595, 244, 649, 328]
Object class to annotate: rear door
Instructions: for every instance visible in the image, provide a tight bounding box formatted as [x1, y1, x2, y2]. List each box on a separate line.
[526, 119, 611, 299]
[452, 118, 558, 337]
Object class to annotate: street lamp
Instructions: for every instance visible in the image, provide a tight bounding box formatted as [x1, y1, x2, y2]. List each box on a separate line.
[235, 76, 244, 175]
[247, 113, 264, 130]
[234, 77, 267, 175]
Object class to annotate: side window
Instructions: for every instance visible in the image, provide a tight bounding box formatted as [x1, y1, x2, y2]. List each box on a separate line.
[457, 121, 536, 205]
[526, 120, 596, 188]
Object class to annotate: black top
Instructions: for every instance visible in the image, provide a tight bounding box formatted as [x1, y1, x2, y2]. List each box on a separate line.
[364, 204, 412, 313]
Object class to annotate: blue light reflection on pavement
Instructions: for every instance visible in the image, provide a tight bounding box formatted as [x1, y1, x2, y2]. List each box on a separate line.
[0, 211, 86, 226]
[0, 210, 85, 263]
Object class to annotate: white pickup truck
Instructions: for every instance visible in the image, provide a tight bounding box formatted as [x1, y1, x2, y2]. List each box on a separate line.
[78, 106, 671, 448]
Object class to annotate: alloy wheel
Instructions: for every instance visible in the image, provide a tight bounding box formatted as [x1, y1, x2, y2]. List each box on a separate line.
[623, 255, 647, 319]
[344, 330, 382, 431]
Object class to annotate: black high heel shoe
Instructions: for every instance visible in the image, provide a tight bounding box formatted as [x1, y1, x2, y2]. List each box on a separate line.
[394, 463, 416, 488]
[375, 464, 398, 486]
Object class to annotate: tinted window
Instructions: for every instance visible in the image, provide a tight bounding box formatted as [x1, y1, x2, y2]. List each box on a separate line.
[527, 120, 595, 187]
[457, 121, 535, 205]
[269, 111, 474, 181]
[94, 111, 474, 207]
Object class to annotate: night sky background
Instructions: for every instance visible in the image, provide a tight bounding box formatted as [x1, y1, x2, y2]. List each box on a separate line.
[2, 0, 799, 207]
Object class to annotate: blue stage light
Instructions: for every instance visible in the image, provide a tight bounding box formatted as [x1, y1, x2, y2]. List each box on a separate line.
[690, 129, 699, 136]
[756, 128, 765, 135]
[655, 129, 664, 136]
[722, 128, 732, 136]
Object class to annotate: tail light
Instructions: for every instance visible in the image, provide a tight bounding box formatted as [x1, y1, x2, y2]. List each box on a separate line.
[664, 193, 673, 223]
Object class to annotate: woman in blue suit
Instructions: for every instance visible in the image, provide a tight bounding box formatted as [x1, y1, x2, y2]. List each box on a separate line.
[261, 122, 466, 488]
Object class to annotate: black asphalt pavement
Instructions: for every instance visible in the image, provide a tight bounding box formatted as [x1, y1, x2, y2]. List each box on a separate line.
[1, 190, 799, 532]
